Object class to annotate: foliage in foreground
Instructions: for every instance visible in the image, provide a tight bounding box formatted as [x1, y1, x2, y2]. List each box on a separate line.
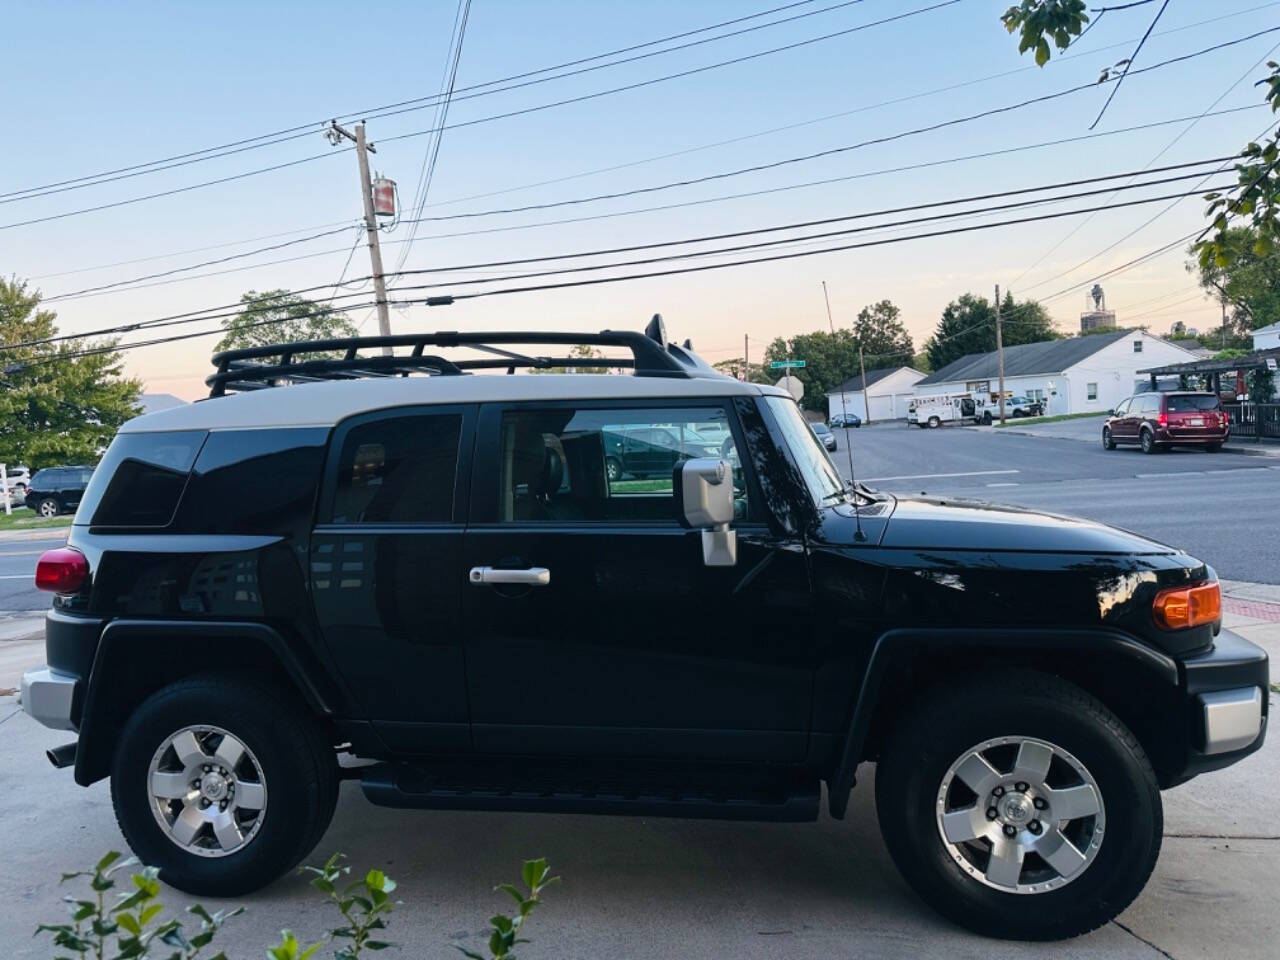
[36, 851, 557, 960]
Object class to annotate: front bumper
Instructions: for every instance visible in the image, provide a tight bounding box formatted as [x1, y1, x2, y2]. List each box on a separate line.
[1172, 628, 1269, 782]
[20, 665, 78, 731]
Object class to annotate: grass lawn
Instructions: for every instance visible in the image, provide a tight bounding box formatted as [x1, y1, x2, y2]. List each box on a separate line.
[0, 508, 73, 532]
[993, 411, 1107, 428]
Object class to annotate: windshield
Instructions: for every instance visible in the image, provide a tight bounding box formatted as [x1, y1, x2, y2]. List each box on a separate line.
[1167, 394, 1221, 412]
[811, 423, 831, 434]
[763, 396, 846, 504]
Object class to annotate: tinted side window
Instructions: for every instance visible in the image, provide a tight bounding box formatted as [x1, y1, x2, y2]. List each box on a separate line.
[1168, 394, 1220, 412]
[499, 406, 747, 523]
[174, 428, 328, 535]
[77, 431, 206, 527]
[330, 414, 462, 523]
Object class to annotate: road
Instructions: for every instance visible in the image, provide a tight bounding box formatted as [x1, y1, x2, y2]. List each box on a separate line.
[834, 423, 1280, 584]
[0, 534, 63, 611]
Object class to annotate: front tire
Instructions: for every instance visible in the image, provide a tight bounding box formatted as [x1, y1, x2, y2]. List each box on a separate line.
[875, 669, 1161, 941]
[1102, 427, 1115, 450]
[928, 416, 941, 429]
[111, 675, 338, 897]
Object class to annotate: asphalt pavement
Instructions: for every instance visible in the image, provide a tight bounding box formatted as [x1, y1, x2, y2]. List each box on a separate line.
[0, 533, 65, 611]
[835, 422, 1280, 584]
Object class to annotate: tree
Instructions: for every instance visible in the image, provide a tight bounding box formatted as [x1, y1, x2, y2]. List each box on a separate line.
[0, 277, 142, 469]
[530, 342, 609, 374]
[923, 292, 1058, 371]
[763, 329, 859, 411]
[1187, 227, 1280, 334]
[712, 357, 770, 383]
[853, 299, 914, 368]
[216, 289, 358, 356]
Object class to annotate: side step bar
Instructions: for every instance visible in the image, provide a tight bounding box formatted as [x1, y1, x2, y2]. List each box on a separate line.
[361, 760, 819, 823]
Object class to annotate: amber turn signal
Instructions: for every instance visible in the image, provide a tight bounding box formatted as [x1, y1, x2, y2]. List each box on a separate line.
[1152, 581, 1221, 630]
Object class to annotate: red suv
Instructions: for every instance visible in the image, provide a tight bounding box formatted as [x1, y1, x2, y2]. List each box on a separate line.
[1103, 391, 1229, 454]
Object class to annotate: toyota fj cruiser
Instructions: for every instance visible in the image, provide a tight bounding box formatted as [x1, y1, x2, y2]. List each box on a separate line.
[20, 320, 1268, 941]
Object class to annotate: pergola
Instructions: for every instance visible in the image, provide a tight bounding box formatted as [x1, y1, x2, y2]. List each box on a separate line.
[1138, 347, 1280, 395]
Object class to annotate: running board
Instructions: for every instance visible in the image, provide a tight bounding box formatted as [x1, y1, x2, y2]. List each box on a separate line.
[360, 759, 819, 822]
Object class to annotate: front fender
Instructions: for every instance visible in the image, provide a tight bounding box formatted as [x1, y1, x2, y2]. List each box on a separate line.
[826, 626, 1178, 819]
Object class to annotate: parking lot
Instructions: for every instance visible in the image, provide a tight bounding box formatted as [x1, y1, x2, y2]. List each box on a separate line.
[0, 421, 1275, 959]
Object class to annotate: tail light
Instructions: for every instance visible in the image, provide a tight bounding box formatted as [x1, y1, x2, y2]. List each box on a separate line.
[1157, 411, 1168, 427]
[1222, 409, 1230, 424]
[35, 548, 89, 593]
[1152, 581, 1221, 631]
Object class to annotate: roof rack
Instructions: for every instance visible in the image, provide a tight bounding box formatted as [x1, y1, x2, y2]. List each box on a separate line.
[206, 317, 720, 397]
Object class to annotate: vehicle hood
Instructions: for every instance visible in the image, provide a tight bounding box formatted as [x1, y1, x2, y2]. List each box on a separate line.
[879, 495, 1176, 555]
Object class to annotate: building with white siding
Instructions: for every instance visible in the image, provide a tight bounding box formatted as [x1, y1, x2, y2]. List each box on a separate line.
[826, 366, 926, 422]
[913, 331, 1200, 416]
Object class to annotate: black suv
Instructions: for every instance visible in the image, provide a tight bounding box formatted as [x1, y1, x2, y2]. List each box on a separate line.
[20, 326, 1267, 941]
[25, 465, 94, 517]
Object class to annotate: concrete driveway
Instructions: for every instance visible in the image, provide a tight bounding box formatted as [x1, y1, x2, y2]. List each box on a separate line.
[1, 611, 1274, 960]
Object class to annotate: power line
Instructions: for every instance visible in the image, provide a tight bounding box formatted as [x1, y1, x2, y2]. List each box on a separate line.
[0, 0, 893, 208]
[40, 226, 356, 303]
[398, 28, 1280, 225]
[421, 2, 1280, 212]
[0, 0, 847, 203]
[1089, 0, 1169, 129]
[0, 0, 957, 233]
[41, 108, 1254, 305]
[391, 0, 474, 278]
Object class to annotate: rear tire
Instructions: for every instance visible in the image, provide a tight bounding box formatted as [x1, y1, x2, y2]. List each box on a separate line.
[37, 497, 59, 518]
[605, 457, 622, 482]
[1139, 429, 1157, 454]
[875, 669, 1161, 941]
[111, 675, 338, 897]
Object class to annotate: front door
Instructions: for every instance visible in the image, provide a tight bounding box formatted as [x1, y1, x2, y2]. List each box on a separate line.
[460, 398, 815, 762]
[310, 405, 476, 753]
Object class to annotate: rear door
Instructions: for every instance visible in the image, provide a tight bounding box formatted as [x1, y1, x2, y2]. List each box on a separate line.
[310, 404, 477, 753]
[460, 398, 816, 761]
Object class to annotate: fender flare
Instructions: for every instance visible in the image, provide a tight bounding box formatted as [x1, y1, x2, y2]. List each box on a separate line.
[826, 626, 1178, 819]
[74, 619, 336, 786]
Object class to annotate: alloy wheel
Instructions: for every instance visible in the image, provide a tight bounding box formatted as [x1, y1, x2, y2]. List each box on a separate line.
[39, 499, 58, 518]
[935, 735, 1105, 894]
[147, 725, 267, 858]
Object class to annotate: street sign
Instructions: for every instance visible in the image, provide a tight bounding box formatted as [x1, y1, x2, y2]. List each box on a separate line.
[775, 375, 804, 401]
[770, 360, 806, 369]
[1268, 357, 1277, 371]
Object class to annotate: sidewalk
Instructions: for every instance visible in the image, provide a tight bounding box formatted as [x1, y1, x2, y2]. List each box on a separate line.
[0, 524, 70, 543]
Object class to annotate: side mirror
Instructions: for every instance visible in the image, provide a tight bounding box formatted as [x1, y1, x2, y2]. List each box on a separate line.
[674, 458, 736, 567]
[1107, 409, 1115, 416]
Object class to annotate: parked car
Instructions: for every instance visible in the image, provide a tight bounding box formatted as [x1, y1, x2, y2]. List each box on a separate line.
[1001, 395, 1044, 418]
[20, 327, 1267, 942]
[602, 424, 720, 481]
[24, 465, 94, 517]
[829, 412, 861, 428]
[3, 464, 31, 501]
[1102, 391, 1229, 454]
[810, 420, 837, 450]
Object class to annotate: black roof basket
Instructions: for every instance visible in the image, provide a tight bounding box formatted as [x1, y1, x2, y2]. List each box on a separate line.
[206, 317, 717, 397]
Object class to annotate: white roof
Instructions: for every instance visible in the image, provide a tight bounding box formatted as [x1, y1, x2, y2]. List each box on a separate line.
[1251, 321, 1280, 336]
[122, 374, 787, 433]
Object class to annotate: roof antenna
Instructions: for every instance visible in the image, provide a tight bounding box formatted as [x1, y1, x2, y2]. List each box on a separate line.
[823, 281, 866, 542]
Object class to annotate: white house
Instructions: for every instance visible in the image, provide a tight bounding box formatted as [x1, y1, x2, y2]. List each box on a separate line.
[1250, 321, 1280, 351]
[826, 366, 926, 421]
[913, 330, 1200, 416]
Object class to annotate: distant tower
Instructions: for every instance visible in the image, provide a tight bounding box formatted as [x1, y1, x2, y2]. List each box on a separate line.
[1081, 284, 1116, 333]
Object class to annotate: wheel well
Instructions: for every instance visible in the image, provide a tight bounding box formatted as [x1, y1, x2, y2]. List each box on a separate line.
[861, 645, 1186, 787]
[75, 633, 332, 786]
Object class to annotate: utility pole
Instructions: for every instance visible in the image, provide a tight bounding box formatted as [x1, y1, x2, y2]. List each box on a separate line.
[995, 283, 1006, 426]
[327, 120, 391, 353]
[744, 333, 749, 382]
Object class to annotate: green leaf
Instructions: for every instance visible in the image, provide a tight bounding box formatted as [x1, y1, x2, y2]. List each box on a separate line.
[1035, 37, 1050, 66]
[116, 913, 141, 936]
[495, 883, 525, 906]
[138, 903, 164, 926]
[95, 852, 123, 873]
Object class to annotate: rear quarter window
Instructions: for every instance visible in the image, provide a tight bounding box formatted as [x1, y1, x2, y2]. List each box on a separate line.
[76, 431, 207, 527]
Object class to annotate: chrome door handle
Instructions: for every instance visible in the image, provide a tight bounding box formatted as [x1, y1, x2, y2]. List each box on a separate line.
[469, 566, 550, 586]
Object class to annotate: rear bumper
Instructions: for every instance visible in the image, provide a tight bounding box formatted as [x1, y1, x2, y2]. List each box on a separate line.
[1154, 427, 1230, 444]
[20, 666, 78, 731]
[1170, 628, 1269, 783]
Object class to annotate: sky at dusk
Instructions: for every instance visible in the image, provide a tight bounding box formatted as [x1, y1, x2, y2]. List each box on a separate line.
[3, 0, 1277, 399]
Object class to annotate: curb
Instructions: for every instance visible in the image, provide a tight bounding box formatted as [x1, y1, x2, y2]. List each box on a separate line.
[992, 428, 1280, 457]
[0, 525, 71, 543]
